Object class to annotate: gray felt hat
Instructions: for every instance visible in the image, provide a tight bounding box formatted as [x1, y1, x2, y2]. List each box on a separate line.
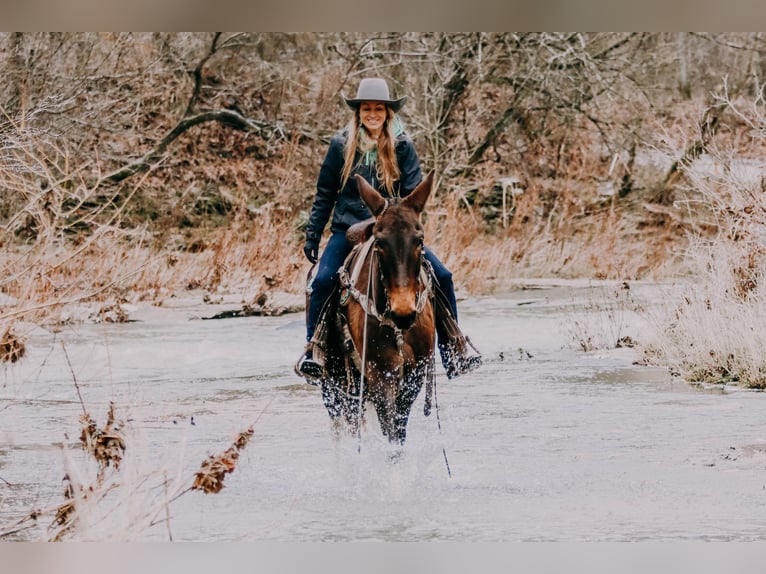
[343, 78, 407, 112]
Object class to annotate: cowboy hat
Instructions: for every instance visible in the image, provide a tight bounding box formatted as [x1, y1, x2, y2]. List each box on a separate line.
[343, 78, 407, 113]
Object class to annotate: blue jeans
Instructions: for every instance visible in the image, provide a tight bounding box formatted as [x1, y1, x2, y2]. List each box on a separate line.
[306, 232, 458, 341]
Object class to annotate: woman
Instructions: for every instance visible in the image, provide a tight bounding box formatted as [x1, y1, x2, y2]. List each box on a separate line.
[296, 77, 481, 382]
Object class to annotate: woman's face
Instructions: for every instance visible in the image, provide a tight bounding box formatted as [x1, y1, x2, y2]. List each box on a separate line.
[359, 101, 388, 138]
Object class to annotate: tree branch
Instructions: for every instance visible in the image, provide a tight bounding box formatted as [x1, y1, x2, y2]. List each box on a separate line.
[591, 33, 638, 61]
[101, 110, 286, 184]
[184, 32, 221, 118]
[661, 89, 735, 192]
[454, 90, 525, 178]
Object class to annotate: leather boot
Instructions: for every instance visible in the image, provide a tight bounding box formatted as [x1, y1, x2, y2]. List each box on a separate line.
[294, 342, 324, 384]
[433, 289, 482, 379]
[439, 337, 483, 379]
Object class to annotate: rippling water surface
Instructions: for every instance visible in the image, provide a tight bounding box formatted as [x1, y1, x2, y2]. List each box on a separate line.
[3, 281, 766, 541]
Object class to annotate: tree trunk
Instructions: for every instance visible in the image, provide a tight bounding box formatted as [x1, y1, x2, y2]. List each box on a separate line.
[6, 32, 27, 119]
[678, 32, 691, 100]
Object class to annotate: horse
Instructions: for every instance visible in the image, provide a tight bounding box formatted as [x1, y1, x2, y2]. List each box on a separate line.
[315, 171, 437, 445]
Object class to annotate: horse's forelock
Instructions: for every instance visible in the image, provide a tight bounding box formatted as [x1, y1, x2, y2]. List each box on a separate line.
[375, 198, 422, 235]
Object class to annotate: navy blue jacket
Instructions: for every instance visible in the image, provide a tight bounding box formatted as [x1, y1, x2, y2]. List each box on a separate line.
[306, 130, 422, 243]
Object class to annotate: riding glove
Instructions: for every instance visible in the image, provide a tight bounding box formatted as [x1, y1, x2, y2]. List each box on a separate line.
[303, 238, 319, 264]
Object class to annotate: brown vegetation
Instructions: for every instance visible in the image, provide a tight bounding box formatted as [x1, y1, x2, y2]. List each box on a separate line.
[192, 426, 254, 494]
[4, 34, 766, 539]
[2, 32, 766, 381]
[0, 398, 256, 540]
[0, 325, 25, 362]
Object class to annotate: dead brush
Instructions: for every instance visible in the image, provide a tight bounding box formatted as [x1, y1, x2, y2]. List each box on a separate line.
[192, 426, 254, 494]
[11, 406, 259, 540]
[0, 325, 26, 363]
[1, 410, 264, 539]
[49, 474, 79, 541]
[79, 402, 126, 478]
[43, 403, 126, 540]
[564, 281, 641, 352]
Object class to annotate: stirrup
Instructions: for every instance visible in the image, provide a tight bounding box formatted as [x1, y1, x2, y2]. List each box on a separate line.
[294, 345, 324, 384]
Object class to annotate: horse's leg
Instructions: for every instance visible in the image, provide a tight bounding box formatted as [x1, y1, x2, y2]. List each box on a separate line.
[389, 403, 411, 446]
[370, 388, 402, 445]
[320, 380, 342, 420]
[343, 391, 361, 436]
[392, 371, 426, 445]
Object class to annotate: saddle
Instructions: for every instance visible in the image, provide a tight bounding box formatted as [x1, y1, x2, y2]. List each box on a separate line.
[305, 235, 375, 397]
[346, 216, 376, 245]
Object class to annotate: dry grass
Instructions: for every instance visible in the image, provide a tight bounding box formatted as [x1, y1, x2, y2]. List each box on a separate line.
[0, 99, 315, 340]
[0, 400, 257, 541]
[192, 427, 254, 495]
[649, 240, 766, 389]
[422, 169, 680, 297]
[0, 325, 25, 362]
[646, 90, 766, 388]
[564, 281, 642, 352]
[0, 330, 261, 540]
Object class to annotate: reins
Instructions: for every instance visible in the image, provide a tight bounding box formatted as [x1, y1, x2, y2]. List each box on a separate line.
[356, 247, 374, 453]
[430, 355, 452, 478]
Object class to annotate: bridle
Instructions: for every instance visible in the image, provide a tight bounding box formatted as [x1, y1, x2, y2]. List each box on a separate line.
[338, 235, 433, 334]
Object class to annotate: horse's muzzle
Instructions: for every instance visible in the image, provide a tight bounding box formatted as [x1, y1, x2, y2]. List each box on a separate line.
[392, 310, 417, 331]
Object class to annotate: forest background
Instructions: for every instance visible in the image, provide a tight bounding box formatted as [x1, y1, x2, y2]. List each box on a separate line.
[3, 32, 766, 386]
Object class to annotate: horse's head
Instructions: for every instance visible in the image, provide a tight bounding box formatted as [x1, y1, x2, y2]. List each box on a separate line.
[354, 171, 434, 331]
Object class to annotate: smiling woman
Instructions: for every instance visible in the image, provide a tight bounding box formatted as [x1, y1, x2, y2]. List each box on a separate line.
[358, 101, 387, 139]
[294, 77, 481, 386]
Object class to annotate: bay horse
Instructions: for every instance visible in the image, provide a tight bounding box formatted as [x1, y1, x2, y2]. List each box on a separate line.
[317, 171, 437, 445]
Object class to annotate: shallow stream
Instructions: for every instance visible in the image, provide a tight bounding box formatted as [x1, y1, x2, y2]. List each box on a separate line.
[3, 281, 766, 541]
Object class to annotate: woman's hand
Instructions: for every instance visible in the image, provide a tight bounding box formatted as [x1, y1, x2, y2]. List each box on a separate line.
[303, 239, 319, 263]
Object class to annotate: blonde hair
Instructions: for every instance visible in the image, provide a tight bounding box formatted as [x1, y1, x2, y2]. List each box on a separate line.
[340, 106, 401, 195]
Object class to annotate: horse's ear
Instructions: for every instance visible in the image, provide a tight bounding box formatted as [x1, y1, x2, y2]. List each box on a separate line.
[355, 174, 387, 216]
[402, 170, 434, 214]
